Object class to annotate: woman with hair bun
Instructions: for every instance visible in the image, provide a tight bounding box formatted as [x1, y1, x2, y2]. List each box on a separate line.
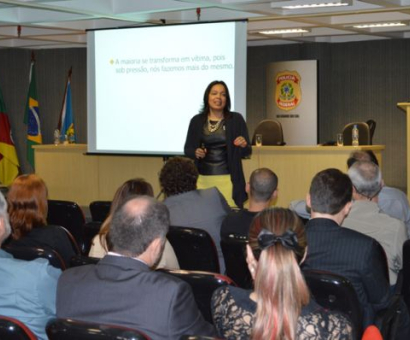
[211, 207, 353, 340]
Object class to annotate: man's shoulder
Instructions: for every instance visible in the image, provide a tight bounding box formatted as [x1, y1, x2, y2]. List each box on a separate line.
[380, 186, 408, 200]
[198, 187, 222, 198]
[351, 202, 406, 231]
[60, 258, 187, 289]
[221, 210, 256, 237]
[223, 209, 256, 222]
[307, 218, 375, 242]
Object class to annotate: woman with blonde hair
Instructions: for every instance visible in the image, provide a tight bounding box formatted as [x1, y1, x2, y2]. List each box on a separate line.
[7, 174, 76, 267]
[89, 178, 179, 269]
[211, 207, 353, 340]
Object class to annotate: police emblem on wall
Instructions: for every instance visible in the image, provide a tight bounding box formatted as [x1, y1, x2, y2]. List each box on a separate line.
[275, 71, 302, 111]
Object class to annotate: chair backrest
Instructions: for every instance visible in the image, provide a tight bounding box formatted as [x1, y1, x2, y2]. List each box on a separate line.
[342, 122, 371, 145]
[161, 269, 236, 323]
[89, 201, 111, 222]
[303, 269, 363, 338]
[252, 119, 285, 146]
[3, 244, 66, 270]
[70, 254, 100, 267]
[374, 294, 402, 340]
[366, 119, 376, 143]
[167, 226, 220, 273]
[56, 225, 81, 255]
[47, 200, 86, 253]
[82, 221, 102, 254]
[46, 318, 150, 340]
[402, 239, 410, 310]
[0, 315, 37, 340]
[220, 234, 253, 289]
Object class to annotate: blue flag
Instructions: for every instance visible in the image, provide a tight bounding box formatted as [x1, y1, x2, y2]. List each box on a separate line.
[58, 67, 75, 142]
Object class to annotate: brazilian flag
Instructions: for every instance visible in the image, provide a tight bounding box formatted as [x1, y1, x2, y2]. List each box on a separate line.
[24, 59, 42, 169]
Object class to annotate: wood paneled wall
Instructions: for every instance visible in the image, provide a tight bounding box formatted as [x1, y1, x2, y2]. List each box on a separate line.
[1, 39, 409, 191]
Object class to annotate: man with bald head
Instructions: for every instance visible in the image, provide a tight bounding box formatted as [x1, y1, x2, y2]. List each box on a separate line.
[221, 168, 278, 238]
[56, 195, 215, 340]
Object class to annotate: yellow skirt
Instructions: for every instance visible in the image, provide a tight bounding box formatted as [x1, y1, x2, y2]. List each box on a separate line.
[197, 174, 237, 208]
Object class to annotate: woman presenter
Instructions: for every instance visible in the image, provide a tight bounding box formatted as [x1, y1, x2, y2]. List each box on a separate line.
[184, 80, 251, 208]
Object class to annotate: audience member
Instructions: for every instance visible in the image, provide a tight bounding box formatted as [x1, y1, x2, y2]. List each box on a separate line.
[159, 156, 230, 272]
[6, 174, 76, 267]
[349, 150, 410, 237]
[343, 161, 407, 286]
[212, 207, 353, 339]
[0, 191, 61, 340]
[89, 178, 179, 269]
[57, 195, 216, 339]
[220, 168, 278, 238]
[302, 168, 391, 327]
[290, 150, 410, 238]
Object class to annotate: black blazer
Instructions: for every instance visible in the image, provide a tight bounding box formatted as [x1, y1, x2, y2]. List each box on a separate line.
[56, 255, 216, 340]
[302, 218, 391, 327]
[184, 112, 251, 207]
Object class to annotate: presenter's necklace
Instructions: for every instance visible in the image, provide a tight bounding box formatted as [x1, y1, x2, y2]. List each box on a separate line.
[208, 118, 223, 133]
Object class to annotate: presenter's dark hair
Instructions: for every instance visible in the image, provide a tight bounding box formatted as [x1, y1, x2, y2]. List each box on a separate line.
[199, 80, 231, 117]
[108, 195, 169, 256]
[159, 157, 198, 197]
[309, 168, 352, 215]
[249, 168, 278, 202]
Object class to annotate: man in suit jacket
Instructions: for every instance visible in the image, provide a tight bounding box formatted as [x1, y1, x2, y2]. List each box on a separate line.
[56, 195, 216, 340]
[301, 168, 391, 327]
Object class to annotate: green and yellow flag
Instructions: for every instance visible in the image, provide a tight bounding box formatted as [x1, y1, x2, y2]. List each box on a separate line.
[24, 57, 42, 169]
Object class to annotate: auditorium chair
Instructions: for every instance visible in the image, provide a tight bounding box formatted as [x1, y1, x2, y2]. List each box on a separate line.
[220, 234, 253, 289]
[3, 244, 66, 270]
[366, 119, 376, 143]
[57, 225, 82, 255]
[70, 254, 100, 267]
[402, 239, 410, 310]
[0, 315, 37, 340]
[160, 269, 236, 324]
[167, 226, 220, 273]
[89, 200, 111, 222]
[47, 199, 87, 253]
[82, 221, 102, 254]
[304, 269, 403, 340]
[342, 122, 371, 145]
[46, 318, 150, 340]
[251, 119, 286, 146]
[303, 269, 363, 338]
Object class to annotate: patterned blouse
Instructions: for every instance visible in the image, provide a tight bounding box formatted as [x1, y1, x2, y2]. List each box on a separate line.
[211, 286, 353, 340]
